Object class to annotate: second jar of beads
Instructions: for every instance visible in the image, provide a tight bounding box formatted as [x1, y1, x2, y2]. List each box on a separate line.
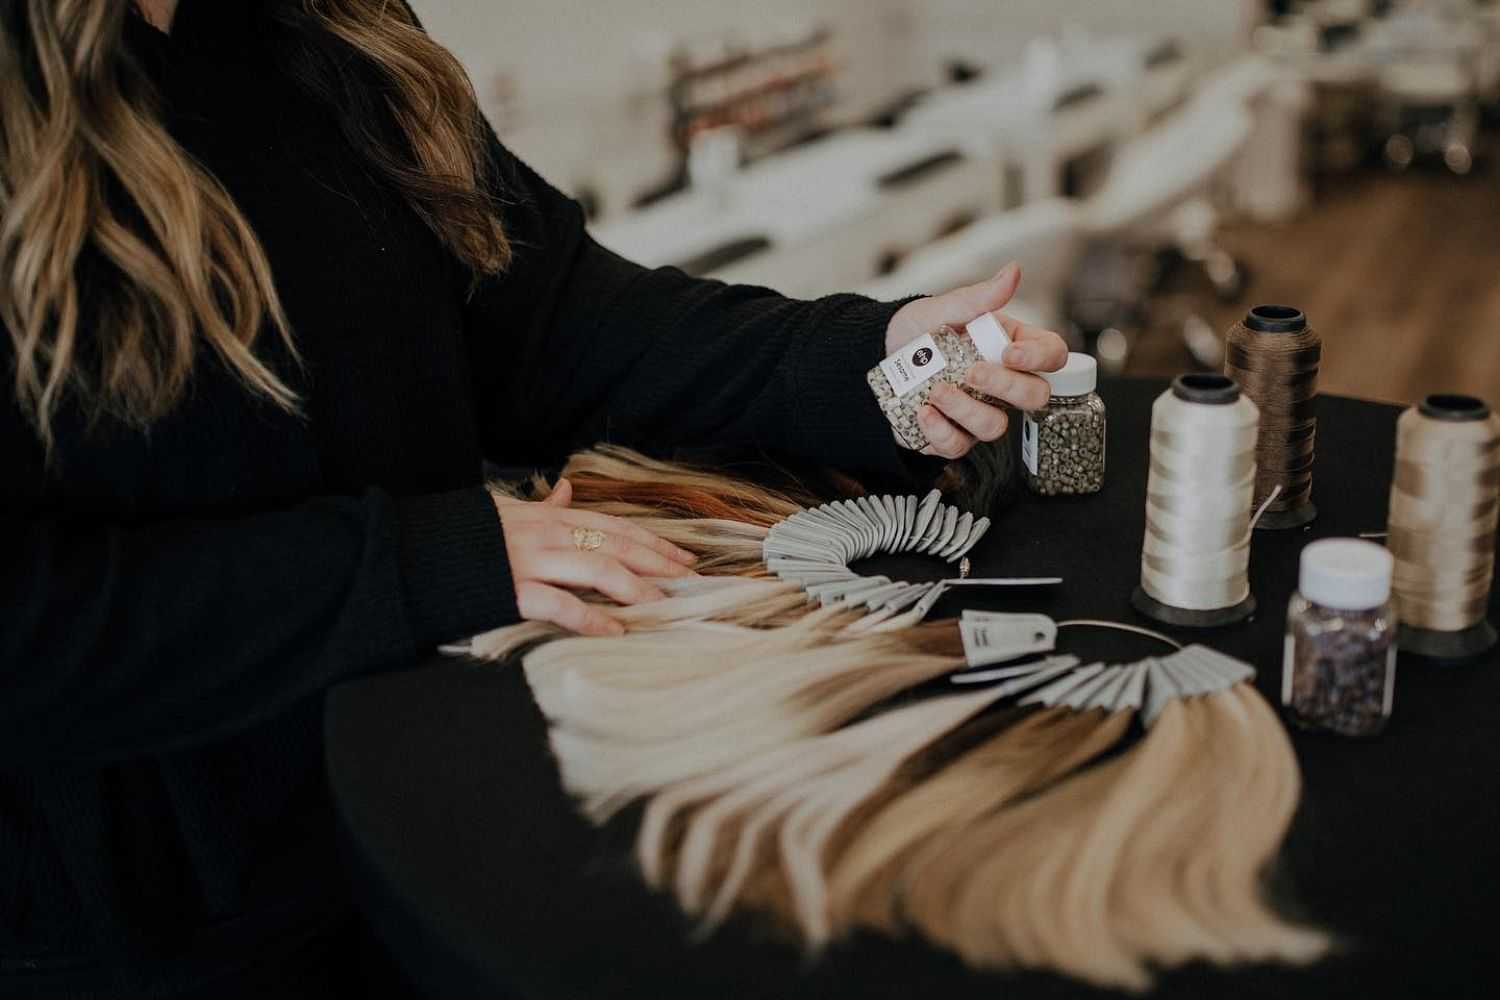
[1283, 538, 1397, 738]
[1021, 352, 1106, 496]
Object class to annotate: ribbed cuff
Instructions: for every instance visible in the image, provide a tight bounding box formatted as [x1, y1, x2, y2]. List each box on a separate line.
[790, 294, 949, 487]
[394, 488, 520, 647]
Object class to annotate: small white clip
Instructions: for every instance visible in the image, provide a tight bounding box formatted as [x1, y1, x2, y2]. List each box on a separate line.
[959, 612, 1058, 667]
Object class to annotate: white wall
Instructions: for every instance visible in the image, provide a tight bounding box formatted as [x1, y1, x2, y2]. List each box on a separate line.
[410, 0, 1256, 213]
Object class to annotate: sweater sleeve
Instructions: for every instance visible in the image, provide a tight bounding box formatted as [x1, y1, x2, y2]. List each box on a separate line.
[462, 136, 940, 485]
[0, 486, 517, 767]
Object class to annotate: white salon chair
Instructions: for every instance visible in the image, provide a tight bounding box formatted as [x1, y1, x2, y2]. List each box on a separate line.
[1368, 9, 1483, 173]
[720, 129, 999, 298]
[1078, 95, 1253, 369]
[858, 198, 1081, 334]
[1378, 59, 1480, 173]
[1196, 55, 1311, 223]
[1138, 38, 1196, 126]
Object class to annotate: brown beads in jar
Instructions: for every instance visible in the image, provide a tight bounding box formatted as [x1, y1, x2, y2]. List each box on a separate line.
[1283, 539, 1397, 738]
[1021, 353, 1105, 496]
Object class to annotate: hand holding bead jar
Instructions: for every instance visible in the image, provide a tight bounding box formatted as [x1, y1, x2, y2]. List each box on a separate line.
[875, 263, 1070, 459]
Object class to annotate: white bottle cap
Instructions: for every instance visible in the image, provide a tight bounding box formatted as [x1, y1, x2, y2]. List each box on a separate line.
[1041, 352, 1098, 397]
[964, 312, 1011, 363]
[1298, 539, 1394, 611]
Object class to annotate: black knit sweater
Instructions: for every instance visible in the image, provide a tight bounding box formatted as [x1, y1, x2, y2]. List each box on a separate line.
[0, 2, 924, 994]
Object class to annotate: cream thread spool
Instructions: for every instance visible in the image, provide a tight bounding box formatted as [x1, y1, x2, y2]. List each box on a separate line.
[1387, 394, 1500, 661]
[1132, 374, 1262, 628]
[1225, 305, 1321, 530]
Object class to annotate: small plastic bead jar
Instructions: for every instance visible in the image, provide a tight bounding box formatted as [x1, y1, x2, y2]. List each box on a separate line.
[1283, 538, 1398, 738]
[1020, 353, 1105, 496]
[867, 313, 1010, 452]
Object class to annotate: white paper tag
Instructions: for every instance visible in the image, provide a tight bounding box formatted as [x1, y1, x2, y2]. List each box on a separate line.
[879, 333, 948, 398]
[1022, 412, 1040, 476]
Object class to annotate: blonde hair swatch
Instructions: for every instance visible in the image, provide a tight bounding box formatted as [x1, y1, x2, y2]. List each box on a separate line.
[467, 447, 1327, 990]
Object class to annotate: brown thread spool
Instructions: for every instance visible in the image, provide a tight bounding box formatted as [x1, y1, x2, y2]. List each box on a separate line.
[1225, 305, 1321, 530]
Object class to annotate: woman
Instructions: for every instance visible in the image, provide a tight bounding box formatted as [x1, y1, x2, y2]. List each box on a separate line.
[0, 0, 1067, 995]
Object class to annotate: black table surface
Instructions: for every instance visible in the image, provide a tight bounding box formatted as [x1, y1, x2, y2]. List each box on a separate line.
[326, 378, 1500, 1000]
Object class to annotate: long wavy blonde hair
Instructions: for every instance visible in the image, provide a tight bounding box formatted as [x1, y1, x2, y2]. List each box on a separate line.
[0, 0, 509, 448]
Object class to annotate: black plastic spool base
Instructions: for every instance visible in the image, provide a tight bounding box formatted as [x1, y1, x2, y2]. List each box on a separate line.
[1254, 501, 1318, 531]
[1397, 621, 1498, 662]
[1131, 586, 1257, 629]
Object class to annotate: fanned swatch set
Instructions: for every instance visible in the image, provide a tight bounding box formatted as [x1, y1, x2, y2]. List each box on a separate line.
[463, 446, 1326, 991]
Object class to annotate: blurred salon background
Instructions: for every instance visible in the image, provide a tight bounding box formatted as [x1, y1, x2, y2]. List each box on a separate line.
[410, 0, 1500, 405]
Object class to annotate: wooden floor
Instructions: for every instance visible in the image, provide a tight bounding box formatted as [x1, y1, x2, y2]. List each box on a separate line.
[1124, 162, 1500, 407]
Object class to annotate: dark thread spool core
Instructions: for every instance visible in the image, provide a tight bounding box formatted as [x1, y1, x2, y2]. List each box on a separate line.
[1398, 621, 1499, 662]
[1172, 373, 1240, 405]
[1244, 305, 1307, 333]
[1419, 394, 1491, 422]
[1132, 587, 1256, 629]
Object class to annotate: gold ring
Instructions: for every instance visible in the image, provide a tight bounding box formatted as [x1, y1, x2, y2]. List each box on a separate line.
[571, 527, 606, 552]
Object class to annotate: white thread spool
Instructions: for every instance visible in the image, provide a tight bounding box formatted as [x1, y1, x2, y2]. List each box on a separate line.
[1133, 374, 1262, 628]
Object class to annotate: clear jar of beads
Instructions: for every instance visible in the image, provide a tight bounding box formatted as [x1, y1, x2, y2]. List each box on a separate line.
[1283, 539, 1397, 738]
[1021, 353, 1105, 496]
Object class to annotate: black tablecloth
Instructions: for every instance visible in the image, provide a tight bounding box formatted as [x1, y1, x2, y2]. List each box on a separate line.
[326, 378, 1500, 1000]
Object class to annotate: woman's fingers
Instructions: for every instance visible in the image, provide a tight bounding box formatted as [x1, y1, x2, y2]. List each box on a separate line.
[520, 550, 667, 606]
[964, 362, 1051, 412]
[928, 383, 1009, 442]
[999, 318, 1069, 373]
[544, 477, 574, 506]
[516, 581, 624, 637]
[885, 264, 1022, 348]
[918, 404, 976, 460]
[563, 508, 696, 566]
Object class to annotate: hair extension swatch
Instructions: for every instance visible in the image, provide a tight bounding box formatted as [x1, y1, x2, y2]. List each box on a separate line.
[464, 447, 1326, 989]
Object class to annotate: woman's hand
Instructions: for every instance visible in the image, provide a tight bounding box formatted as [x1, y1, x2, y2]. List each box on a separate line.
[883, 262, 1070, 459]
[492, 478, 697, 636]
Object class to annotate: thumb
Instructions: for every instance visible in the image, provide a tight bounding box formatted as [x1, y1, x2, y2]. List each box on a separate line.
[920, 262, 1022, 329]
[544, 477, 574, 507]
[947, 262, 1021, 323]
[886, 262, 1022, 349]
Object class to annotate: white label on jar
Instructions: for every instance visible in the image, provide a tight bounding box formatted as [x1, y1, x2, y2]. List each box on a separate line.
[1382, 644, 1396, 717]
[1281, 634, 1295, 705]
[879, 334, 948, 398]
[1021, 413, 1040, 475]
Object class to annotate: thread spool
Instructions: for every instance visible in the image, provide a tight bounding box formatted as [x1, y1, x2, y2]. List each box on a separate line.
[1225, 305, 1320, 530]
[1132, 374, 1261, 628]
[1387, 394, 1500, 661]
